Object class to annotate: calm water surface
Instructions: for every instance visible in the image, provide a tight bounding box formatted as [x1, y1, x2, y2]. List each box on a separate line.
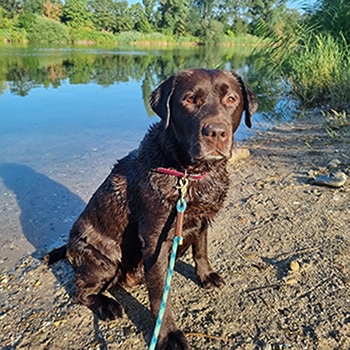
[0, 45, 292, 268]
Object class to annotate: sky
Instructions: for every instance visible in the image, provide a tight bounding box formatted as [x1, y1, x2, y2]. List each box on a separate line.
[286, 0, 317, 12]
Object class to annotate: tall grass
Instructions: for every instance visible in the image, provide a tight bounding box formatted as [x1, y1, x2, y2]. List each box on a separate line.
[256, 0, 350, 110]
[286, 33, 350, 107]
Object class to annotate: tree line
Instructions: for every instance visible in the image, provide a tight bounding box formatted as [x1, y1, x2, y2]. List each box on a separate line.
[0, 46, 279, 117]
[0, 0, 300, 43]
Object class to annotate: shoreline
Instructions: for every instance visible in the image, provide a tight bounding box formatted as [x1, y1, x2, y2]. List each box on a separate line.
[1, 110, 349, 349]
[1, 37, 264, 48]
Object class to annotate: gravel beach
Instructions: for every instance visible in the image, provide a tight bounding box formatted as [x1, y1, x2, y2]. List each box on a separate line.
[1, 111, 349, 350]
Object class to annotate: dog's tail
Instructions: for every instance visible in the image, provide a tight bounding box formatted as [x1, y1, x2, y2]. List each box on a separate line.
[41, 245, 67, 265]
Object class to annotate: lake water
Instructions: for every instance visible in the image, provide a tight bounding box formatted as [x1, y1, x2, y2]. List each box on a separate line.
[0, 44, 293, 269]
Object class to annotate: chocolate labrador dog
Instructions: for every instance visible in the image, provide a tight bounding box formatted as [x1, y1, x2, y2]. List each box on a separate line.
[45, 69, 257, 349]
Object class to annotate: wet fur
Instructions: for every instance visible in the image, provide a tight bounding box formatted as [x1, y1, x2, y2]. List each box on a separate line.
[44, 69, 258, 349]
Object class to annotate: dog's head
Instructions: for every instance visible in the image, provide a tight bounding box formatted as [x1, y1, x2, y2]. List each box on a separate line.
[150, 69, 258, 165]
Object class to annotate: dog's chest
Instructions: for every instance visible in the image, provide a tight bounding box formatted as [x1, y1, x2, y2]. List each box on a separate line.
[145, 170, 229, 226]
[184, 193, 222, 227]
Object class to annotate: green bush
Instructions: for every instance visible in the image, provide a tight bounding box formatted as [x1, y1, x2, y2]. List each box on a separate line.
[143, 32, 168, 42]
[114, 31, 143, 43]
[196, 20, 225, 45]
[115, 31, 176, 44]
[16, 12, 35, 31]
[69, 27, 115, 44]
[172, 35, 199, 44]
[0, 28, 28, 43]
[27, 16, 70, 43]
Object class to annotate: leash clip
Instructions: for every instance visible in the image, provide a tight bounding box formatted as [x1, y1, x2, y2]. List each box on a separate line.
[177, 176, 190, 201]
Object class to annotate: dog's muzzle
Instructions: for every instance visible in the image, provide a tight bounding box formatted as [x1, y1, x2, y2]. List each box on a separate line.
[201, 122, 231, 159]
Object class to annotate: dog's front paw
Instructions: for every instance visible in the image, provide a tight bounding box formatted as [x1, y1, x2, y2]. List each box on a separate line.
[93, 295, 123, 321]
[157, 330, 189, 350]
[167, 330, 190, 350]
[200, 272, 225, 290]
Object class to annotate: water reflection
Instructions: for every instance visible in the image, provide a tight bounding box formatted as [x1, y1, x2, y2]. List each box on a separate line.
[0, 45, 283, 116]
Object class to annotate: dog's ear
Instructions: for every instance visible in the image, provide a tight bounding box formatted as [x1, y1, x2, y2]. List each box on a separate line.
[230, 71, 258, 128]
[149, 74, 177, 129]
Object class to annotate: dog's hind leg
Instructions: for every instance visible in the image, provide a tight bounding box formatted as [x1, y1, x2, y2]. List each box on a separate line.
[69, 243, 123, 321]
[41, 244, 67, 264]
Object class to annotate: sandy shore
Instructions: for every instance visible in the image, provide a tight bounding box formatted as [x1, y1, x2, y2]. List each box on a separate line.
[1, 111, 349, 349]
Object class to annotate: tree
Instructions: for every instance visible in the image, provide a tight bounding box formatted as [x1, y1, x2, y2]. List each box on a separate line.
[17, 11, 35, 29]
[232, 17, 249, 36]
[158, 0, 189, 35]
[114, 0, 132, 32]
[114, 1, 132, 32]
[143, 0, 156, 28]
[42, 0, 62, 21]
[175, 15, 187, 36]
[246, 0, 287, 35]
[194, 0, 216, 20]
[250, 2, 297, 38]
[130, 2, 152, 33]
[185, 3, 202, 37]
[196, 18, 224, 44]
[89, 0, 115, 32]
[62, 0, 91, 28]
[217, 0, 249, 34]
[22, 0, 46, 14]
[0, 0, 21, 18]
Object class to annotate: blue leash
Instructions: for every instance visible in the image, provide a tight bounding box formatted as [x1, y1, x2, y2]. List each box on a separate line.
[148, 197, 187, 350]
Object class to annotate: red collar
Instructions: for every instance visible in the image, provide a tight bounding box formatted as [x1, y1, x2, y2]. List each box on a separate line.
[157, 167, 208, 180]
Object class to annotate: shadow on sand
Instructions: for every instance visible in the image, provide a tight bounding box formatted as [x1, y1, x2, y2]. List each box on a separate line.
[0, 163, 199, 346]
[0, 162, 85, 256]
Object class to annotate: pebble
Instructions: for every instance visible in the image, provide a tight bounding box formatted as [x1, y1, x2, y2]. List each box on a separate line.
[1, 276, 9, 285]
[290, 261, 300, 272]
[312, 172, 347, 188]
[328, 159, 341, 168]
[308, 169, 319, 179]
[228, 147, 250, 164]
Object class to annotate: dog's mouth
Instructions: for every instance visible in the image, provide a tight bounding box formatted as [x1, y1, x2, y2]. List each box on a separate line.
[183, 136, 232, 165]
[192, 146, 231, 163]
[203, 148, 226, 159]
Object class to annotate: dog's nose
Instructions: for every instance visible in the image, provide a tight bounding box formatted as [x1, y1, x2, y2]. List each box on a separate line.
[202, 123, 228, 143]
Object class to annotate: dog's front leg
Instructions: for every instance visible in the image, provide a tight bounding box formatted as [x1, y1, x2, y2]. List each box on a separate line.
[140, 218, 190, 350]
[192, 224, 225, 289]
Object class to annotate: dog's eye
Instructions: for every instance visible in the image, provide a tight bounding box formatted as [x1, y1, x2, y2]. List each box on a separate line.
[186, 96, 196, 104]
[226, 96, 236, 104]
